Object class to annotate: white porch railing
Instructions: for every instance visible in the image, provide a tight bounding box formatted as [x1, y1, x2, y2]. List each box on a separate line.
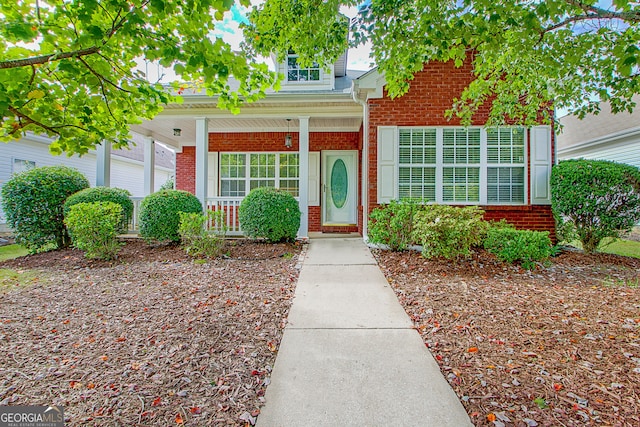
[205, 197, 244, 236]
[128, 196, 245, 236]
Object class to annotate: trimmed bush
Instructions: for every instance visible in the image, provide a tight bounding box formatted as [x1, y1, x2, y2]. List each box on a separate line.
[65, 202, 123, 260]
[484, 228, 554, 270]
[139, 190, 202, 243]
[368, 199, 419, 251]
[64, 187, 133, 233]
[179, 211, 227, 258]
[239, 187, 301, 243]
[551, 159, 640, 253]
[1, 166, 89, 252]
[412, 205, 487, 259]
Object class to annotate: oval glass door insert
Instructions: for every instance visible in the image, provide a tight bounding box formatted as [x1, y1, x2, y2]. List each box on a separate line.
[330, 159, 348, 208]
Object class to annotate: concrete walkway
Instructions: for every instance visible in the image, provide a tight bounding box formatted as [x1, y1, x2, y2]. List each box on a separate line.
[256, 238, 472, 426]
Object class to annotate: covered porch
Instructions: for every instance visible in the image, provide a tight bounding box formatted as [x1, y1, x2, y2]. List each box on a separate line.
[129, 93, 364, 237]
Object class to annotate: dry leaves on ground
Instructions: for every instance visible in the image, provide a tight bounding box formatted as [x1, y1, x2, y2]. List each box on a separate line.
[374, 247, 640, 427]
[0, 239, 302, 426]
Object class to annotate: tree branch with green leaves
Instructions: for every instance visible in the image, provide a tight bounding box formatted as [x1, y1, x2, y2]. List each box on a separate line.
[246, 0, 640, 127]
[1, 0, 278, 155]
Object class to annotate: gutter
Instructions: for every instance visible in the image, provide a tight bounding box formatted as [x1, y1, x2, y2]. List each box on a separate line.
[352, 82, 369, 240]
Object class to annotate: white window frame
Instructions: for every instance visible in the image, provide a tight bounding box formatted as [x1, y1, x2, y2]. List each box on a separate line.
[286, 53, 321, 83]
[486, 127, 527, 204]
[219, 152, 300, 197]
[12, 158, 36, 174]
[397, 126, 528, 205]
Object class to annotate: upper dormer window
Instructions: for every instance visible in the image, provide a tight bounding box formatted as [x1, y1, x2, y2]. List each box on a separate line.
[287, 53, 321, 82]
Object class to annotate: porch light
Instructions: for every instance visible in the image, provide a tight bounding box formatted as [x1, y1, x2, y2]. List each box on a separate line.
[285, 119, 292, 148]
[173, 128, 182, 137]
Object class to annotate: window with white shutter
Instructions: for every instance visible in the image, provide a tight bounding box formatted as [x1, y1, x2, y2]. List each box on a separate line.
[395, 126, 527, 205]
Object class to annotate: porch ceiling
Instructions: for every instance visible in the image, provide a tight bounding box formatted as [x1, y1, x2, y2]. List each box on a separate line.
[131, 96, 363, 150]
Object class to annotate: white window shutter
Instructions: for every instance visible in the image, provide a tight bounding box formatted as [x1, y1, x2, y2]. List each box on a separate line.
[207, 152, 218, 199]
[308, 152, 320, 206]
[377, 126, 398, 203]
[530, 126, 552, 205]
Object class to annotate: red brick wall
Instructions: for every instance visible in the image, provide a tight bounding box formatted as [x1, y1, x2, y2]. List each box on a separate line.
[175, 131, 361, 232]
[483, 206, 556, 241]
[207, 131, 359, 152]
[366, 57, 556, 236]
[176, 146, 196, 194]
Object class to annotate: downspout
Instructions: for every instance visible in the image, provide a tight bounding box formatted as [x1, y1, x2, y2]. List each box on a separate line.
[352, 82, 369, 241]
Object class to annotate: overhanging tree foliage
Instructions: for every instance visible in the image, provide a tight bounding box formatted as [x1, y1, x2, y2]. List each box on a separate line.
[245, 0, 640, 126]
[1, 0, 277, 155]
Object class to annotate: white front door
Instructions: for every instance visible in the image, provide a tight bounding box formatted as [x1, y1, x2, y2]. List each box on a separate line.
[322, 150, 358, 225]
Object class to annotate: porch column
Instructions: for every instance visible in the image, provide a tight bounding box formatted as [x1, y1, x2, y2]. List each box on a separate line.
[298, 116, 310, 238]
[195, 117, 209, 208]
[96, 140, 111, 187]
[143, 137, 155, 195]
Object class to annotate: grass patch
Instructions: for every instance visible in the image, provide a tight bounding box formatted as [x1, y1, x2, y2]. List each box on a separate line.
[602, 276, 639, 288]
[0, 268, 42, 292]
[0, 244, 29, 262]
[563, 238, 640, 259]
[598, 239, 640, 259]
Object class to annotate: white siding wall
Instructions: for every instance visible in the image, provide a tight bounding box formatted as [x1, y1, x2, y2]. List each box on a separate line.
[0, 137, 172, 226]
[110, 159, 173, 195]
[558, 139, 640, 169]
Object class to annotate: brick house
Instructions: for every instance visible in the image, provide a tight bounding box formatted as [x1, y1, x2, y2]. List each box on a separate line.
[133, 52, 555, 239]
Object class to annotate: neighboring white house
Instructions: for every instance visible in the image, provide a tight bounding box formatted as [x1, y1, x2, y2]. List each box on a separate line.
[0, 132, 175, 229]
[557, 95, 640, 168]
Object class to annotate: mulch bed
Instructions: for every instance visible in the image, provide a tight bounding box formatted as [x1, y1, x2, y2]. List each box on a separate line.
[373, 247, 640, 427]
[3, 237, 640, 426]
[0, 239, 303, 426]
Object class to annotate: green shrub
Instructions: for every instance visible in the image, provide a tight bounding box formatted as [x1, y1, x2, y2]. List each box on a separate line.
[368, 200, 419, 251]
[484, 228, 554, 270]
[178, 211, 227, 258]
[412, 205, 487, 259]
[238, 187, 301, 243]
[551, 159, 640, 253]
[64, 187, 133, 233]
[65, 202, 123, 260]
[139, 190, 202, 243]
[0, 166, 89, 252]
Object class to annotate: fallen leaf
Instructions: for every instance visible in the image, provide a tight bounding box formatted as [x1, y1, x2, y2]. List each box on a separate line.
[468, 346, 478, 353]
[151, 397, 162, 407]
[534, 397, 548, 409]
[175, 413, 184, 424]
[553, 383, 563, 391]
